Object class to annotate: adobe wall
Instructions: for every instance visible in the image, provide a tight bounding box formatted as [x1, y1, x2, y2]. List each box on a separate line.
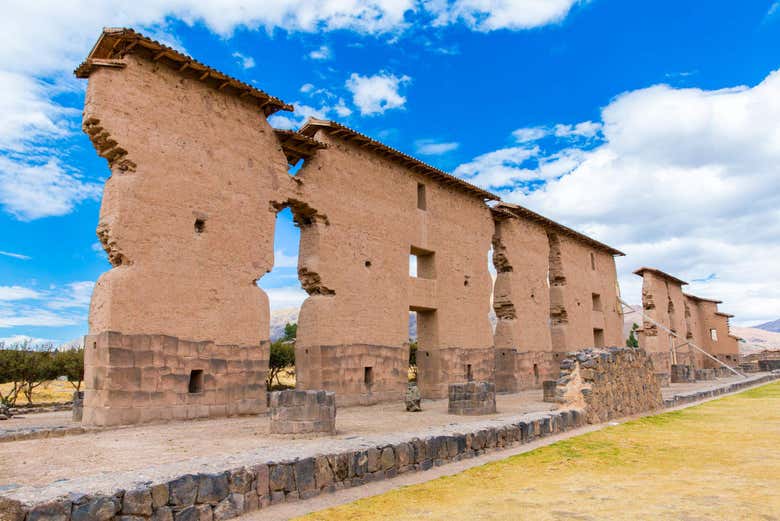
[293, 131, 495, 402]
[636, 270, 685, 379]
[491, 206, 623, 391]
[80, 52, 292, 425]
[554, 235, 623, 352]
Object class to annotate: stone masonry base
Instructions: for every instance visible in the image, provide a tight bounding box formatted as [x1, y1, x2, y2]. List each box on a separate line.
[2, 373, 778, 521]
[269, 390, 336, 435]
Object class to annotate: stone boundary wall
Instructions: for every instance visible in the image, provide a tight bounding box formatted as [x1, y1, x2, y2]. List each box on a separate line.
[556, 347, 663, 424]
[2, 374, 779, 520]
[0, 408, 587, 521]
[663, 372, 778, 408]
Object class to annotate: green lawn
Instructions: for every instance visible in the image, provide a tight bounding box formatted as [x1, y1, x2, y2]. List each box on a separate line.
[299, 382, 780, 520]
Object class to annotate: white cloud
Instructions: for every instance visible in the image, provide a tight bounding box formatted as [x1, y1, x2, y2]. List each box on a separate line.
[264, 286, 308, 310]
[0, 157, 102, 220]
[47, 281, 95, 309]
[0, 286, 42, 301]
[346, 72, 411, 115]
[768, 2, 779, 18]
[512, 126, 548, 143]
[426, 0, 580, 31]
[415, 139, 460, 155]
[309, 45, 332, 60]
[0, 250, 31, 260]
[300, 83, 315, 93]
[231, 51, 255, 69]
[456, 70, 780, 325]
[554, 120, 601, 139]
[274, 249, 298, 268]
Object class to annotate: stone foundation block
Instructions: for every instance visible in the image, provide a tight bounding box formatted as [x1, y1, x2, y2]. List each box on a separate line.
[542, 380, 557, 402]
[670, 364, 695, 383]
[447, 381, 496, 415]
[269, 390, 336, 435]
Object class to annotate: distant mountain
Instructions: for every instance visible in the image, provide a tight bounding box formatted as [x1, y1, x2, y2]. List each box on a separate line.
[754, 318, 780, 333]
[270, 308, 300, 340]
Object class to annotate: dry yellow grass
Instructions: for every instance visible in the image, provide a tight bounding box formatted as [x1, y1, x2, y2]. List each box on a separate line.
[300, 382, 780, 521]
[0, 379, 80, 405]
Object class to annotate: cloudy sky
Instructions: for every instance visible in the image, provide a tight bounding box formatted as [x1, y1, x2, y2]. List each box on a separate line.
[1, 0, 779, 345]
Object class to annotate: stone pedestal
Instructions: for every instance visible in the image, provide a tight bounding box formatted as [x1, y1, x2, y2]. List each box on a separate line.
[72, 391, 84, 422]
[542, 380, 557, 403]
[269, 390, 336, 435]
[670, 364, 695, 383]
[447, 381, 496, 415]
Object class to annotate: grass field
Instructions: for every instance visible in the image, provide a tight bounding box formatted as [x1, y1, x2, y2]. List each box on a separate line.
[299, 382, 780, 521]
[0, 379, 79, 405]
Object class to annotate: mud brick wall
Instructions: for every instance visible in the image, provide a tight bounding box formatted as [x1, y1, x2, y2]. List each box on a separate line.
[269, 390, 336, 435]
[495, 349, 558, 393]
[448, 382, 497, 415]
[556, 347, 663, 424]
[83, 332, 266, 426]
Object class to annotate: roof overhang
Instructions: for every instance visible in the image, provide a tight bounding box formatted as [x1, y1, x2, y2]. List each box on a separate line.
[633, 267, 688, 285]
[299, 118, 499, 202]
[493, 203, 625, 256]
[75, 28, 292, 116]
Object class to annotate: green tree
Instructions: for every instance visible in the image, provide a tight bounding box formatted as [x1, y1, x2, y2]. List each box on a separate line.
[283, 322, 297, 342]
[54, 349, 85, 392]
[0, 348, 26, 406]
[267, 340, 295, 391]
[626, 323, 640, 348]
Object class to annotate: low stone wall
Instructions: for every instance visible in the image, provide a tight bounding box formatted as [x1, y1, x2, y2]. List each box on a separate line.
[448, 382, 496, 415]
[0, 408, 587, 521]
[663, 373, 779, 407]
[670, 364, 695, 383]
[269, 390, 336, 435]
[494, 350, 557, 393]
[556, 347, 663, 424]
[695, 368, 717, 381]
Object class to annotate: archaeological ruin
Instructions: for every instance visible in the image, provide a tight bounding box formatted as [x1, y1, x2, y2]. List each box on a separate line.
[74, 28, 744, 427]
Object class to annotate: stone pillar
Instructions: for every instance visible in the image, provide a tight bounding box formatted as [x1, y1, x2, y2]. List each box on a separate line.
[447, 381, 496, 415]
[269, 390, 336, 435]
[542, 380, 557, 402]
[72, 391, 84, 422]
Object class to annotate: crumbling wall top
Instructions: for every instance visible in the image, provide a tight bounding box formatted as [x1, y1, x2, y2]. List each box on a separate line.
[492, 203, 624, 256]
[299, 118, 499, 202]
[633, 266, 688, 285]
[74, 27, 292, 116]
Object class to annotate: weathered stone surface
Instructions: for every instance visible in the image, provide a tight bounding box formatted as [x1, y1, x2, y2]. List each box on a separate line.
[212, 493, 244, 521]
[71, 496, 119, 521]
[314, 456, 334, 490]
[228, 468, 253, 494]
[197, 473, 229, 505]
[556, 347, 662, 423]
[0, 497, 26, 521]
[169, 475, 198, 506]
[448, 381, 496, 415]
[151, 484, 169, 508]
[405, 384, 421, 412]
[122, 488, 153, 516]
[269, 390, 336, 435]
[293, 458, 316, 495]
[27, 500, 70, 521]
[268, 464, 294, 492]
[251, 464, 269, 499]
[151, 506, 174, 521]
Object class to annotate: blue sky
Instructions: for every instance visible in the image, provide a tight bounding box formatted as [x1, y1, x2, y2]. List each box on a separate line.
[1, 0, 779, 345]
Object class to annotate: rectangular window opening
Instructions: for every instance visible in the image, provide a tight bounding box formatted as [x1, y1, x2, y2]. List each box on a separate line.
[710, 329, 718, 342]
[417, 183, 426, 210]
[364, 366, 374, 388]
[188, 369, 204, 394]
[465, 364, 473, 382]
[590, 252, 596, 270]
[410, 246, 436, 279]
[593, 328, 605, 348]
[592, 293, 602, 311]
